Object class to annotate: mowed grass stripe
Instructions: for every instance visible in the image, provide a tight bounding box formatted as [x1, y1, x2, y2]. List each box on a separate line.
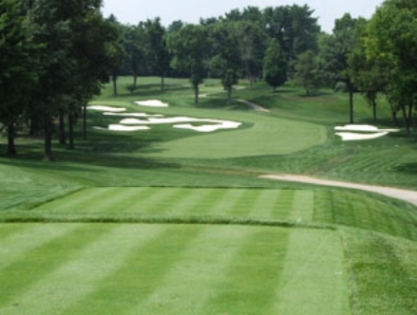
[137, 188, 186, 214]
[164, 188, 214, 215]
[200, 227, 290, 314]
[60, 225, 201, 315]
[0, 224, 111, 308]
[0, 224, 30, 242]
[273, 229, 350, 314]
[129, 226, 254, 314]
[288, 190, 314, 222]
[250, 189, 284, 219]
[209, 189, 246, 216]
[83, 188, 150, 213]
[228, 189, 263, 216]
[0, 224, 81, 270]
[35, 188, 115, 213]
[271, 190, 296, 219]
[0, 224, 165, 315]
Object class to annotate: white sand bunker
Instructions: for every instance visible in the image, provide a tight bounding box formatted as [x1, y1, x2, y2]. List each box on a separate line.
[119, 116, 242, 133]
[93, 125, 150, 132]
[335, 124, 400, 141]
[174, 121, 241, 132]
[336, 132, 389, 141]
[103, 112, 164, 118]
[88, 105, 126, 112]
[135, 100, 168, 107]
[335, 124, 400, 133]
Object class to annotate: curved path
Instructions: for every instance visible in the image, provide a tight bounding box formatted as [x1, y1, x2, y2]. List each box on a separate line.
[261, 174, 417, 206]
[237, 99, 270, 113]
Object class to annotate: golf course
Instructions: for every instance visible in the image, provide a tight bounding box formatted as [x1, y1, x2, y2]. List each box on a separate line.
[1, 77, 417, 314]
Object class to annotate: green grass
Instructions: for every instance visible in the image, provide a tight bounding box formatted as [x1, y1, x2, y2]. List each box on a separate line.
[0, 223, 349, 315]
[2, 76, 417, 314]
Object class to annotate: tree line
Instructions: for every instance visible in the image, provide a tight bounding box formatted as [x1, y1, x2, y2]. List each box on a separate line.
[104, 0, 417, 132]
[1, 0, 416, 160]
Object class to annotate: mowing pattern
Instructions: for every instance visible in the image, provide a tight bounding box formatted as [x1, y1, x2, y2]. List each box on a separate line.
[314, 190, 417, 241]
[30, 188, 314, 223]
[0, 223, 348, 315]
[28, 187, 417, 242]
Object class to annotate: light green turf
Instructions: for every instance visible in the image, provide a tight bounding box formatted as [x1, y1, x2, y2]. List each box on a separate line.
[139, 109, 327, 159]
[0, 223, 349, 315]
[19, 187, 417, 242]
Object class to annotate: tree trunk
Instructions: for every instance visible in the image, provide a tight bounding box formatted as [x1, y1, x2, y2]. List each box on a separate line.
[194, 84, 199, 105]
[68, 113, 75, 150]
[59, 112, 66, 145]
[349, 89, 354, 124]
[6, 123, 17, 155]
[133, 73, 138, 90]
[82, 104, 87, 141]
[401, 104, 410, 135]
[43, 118, 53, 161]
[112, 75, 118, 95]
[392, 110, 398, 127]
[161, 75, 165, 91]
[227, 86, 232, 105]
[372, 99, 377, 124]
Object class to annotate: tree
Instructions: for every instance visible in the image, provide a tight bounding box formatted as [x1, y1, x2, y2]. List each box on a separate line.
[236, 20, 266, 89]
[366, 0, 417, 134]
[0, 0, 39, 155]
[319, 13, 359, 123]
[263, 38, 288, 91]
[26, 0, 123, 159]
[263, 4, 321, 76]
[145, 18, 171, 91]
[124, 23, 147, 91]
[168, 24, 209, 104]
[294, 50, 321, 95]
[348, 18, 387, 123]
[210, 22, 242, 105]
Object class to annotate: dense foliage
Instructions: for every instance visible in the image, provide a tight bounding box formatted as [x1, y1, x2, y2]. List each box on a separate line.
[2, 0, 417, 159]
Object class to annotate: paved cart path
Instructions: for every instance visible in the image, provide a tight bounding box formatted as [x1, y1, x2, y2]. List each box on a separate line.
[261, 174, 417, 206]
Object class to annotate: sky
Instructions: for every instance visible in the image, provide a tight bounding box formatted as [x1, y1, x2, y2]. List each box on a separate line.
[101, 0, 384, 33]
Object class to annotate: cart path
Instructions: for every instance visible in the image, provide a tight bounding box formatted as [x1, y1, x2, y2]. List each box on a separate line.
[260, 174, 417, 206]
[237, 99, 270, 113]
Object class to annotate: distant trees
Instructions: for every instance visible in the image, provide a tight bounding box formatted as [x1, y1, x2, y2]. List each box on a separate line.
[145, 18, 170, 91]
[263, 39, 287, 91]
[319, 14, 360, 123]
[294, 50, 321, 96]
[168, 24, 209, 104]
[210, 22, 242, 104]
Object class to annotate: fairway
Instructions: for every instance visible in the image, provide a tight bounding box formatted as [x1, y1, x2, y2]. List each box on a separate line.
[0, 223, 349, 315]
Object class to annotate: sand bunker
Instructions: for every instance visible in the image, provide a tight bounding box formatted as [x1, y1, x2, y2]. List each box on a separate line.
[103, 112, 164, 118]
[335, 124, 399, 133]
[88, 105, 126, 112]
[93, 125, 149, 132]
[173, 121, 241, 132]
[135, 100, 168, 107]
[335, 124, 399, 141]
[336, 132, 389, 141]
[118, 116, 242, 133]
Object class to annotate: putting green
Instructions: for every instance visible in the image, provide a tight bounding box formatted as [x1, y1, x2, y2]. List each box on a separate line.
[0, 223, 349, 315]
[142, 111, 327, 159]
